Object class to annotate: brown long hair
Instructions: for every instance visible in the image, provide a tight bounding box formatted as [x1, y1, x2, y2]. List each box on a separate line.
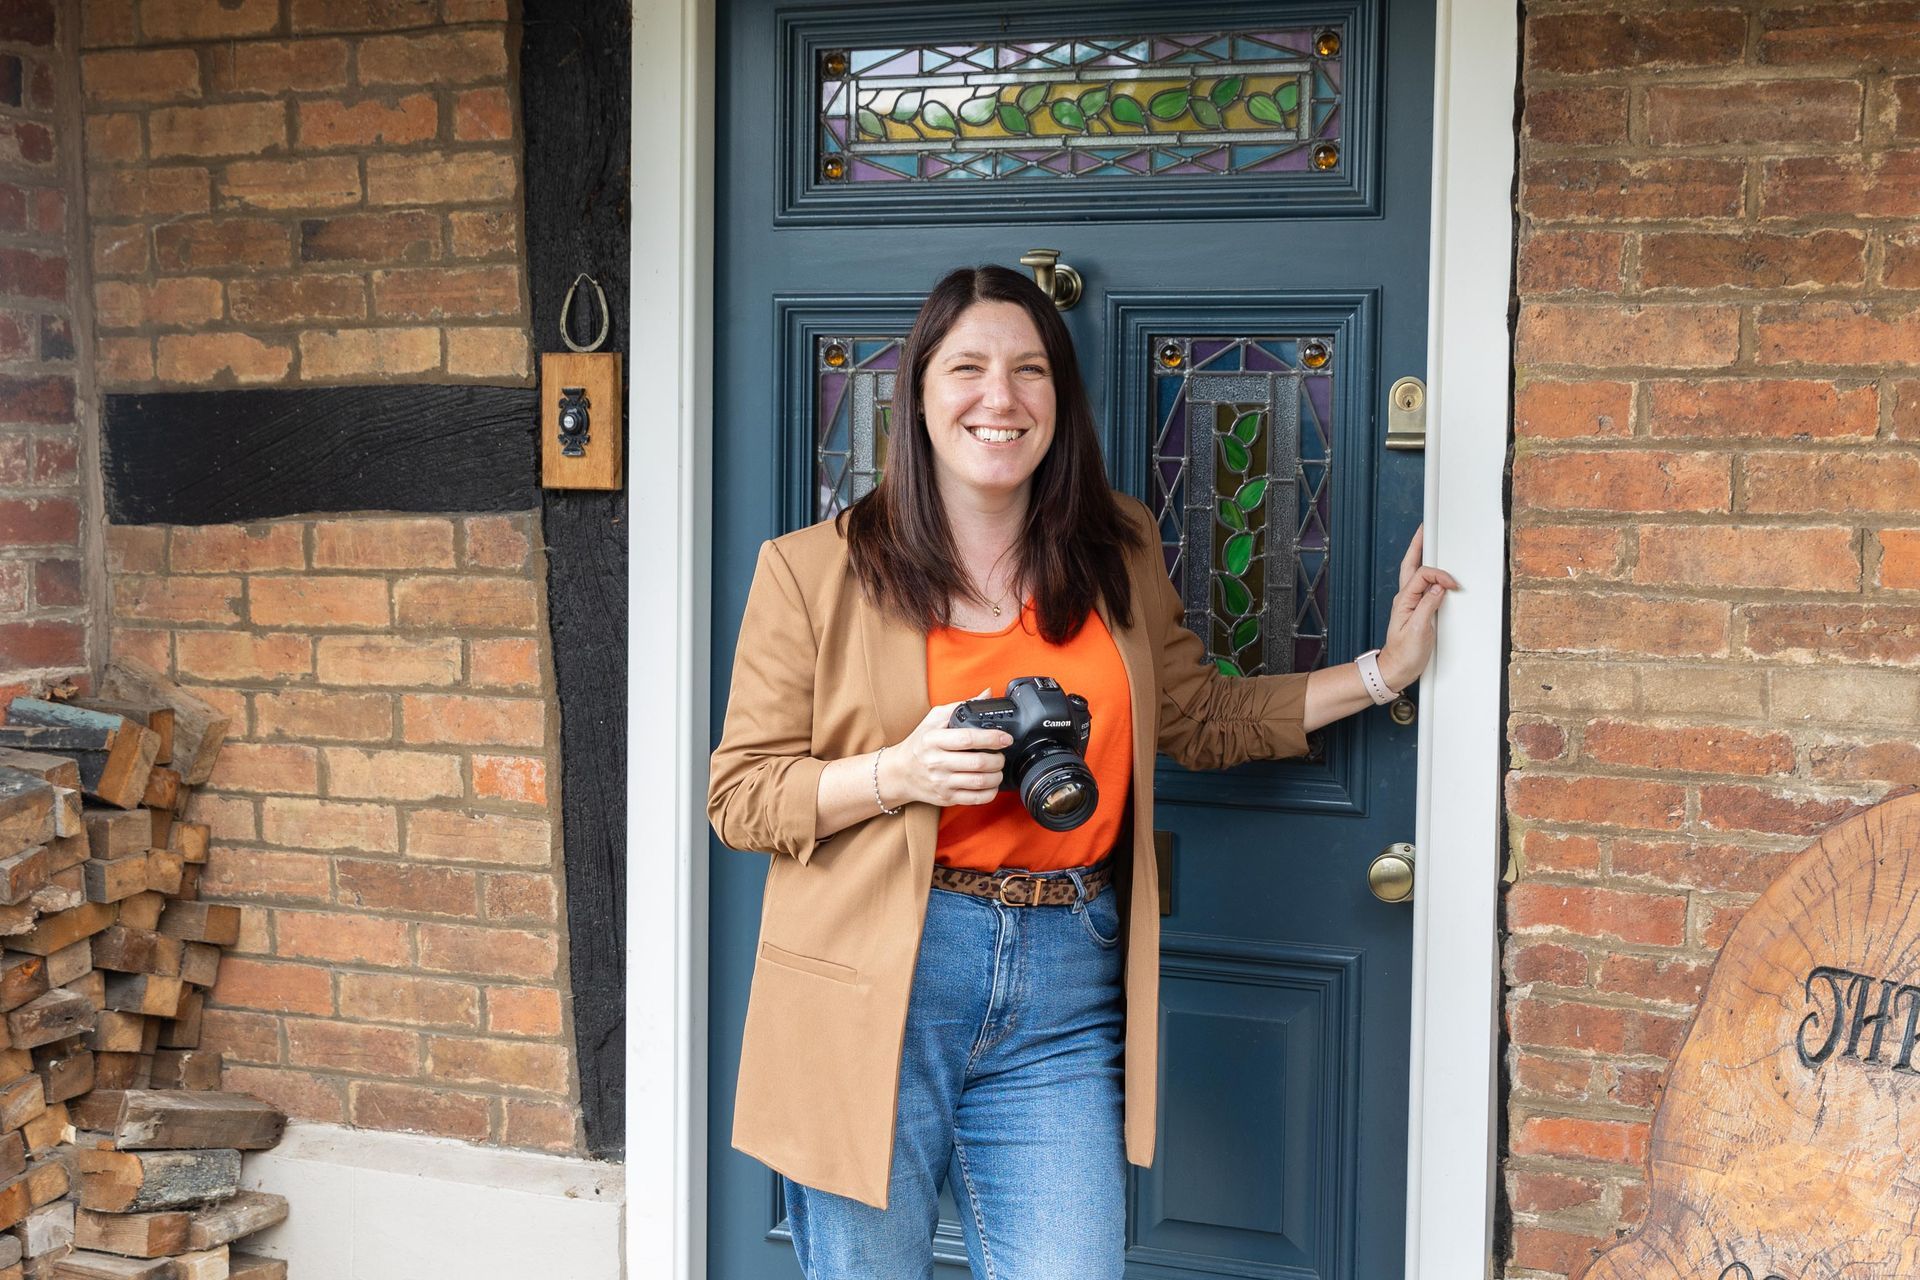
[842, 265, 1145, 643]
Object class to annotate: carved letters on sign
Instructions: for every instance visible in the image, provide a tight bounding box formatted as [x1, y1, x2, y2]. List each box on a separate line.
[1794, 966, 1920, 1073]
[1581, 794, 1920, 1280]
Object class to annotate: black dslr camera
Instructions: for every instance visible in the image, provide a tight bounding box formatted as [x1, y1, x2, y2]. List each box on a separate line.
[948, 676, 1097, 831]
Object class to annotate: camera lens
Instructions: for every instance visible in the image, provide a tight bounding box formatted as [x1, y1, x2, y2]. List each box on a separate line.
[1019, 748, 1098, 832]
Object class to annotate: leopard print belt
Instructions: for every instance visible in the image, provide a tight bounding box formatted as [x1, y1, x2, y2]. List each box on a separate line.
[929, 858, 1114, 907]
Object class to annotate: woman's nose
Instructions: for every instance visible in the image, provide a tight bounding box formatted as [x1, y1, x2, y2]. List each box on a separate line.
[978, 370, 1015, 411]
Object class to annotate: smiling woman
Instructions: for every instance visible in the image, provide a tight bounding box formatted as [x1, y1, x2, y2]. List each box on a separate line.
[842, 266, 1139, 647]
[920, 305, 1058, 513]
[706, 265, 1455, 1278]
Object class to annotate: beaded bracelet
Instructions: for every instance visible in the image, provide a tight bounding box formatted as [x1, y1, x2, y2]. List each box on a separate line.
[872, 746, 902, 816]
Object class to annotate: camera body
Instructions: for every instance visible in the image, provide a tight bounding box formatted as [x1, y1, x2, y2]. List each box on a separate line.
[557, 387, 591, 457]
[948, 676, 1098, 831]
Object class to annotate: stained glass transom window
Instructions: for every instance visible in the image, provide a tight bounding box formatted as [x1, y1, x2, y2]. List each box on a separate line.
[1152, 337, 1334, 675]
[815, 336, 904, 519]
[816, 28, 1344, 184]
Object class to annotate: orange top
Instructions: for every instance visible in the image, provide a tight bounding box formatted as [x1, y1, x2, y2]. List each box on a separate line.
[927, 602, 1133, 873]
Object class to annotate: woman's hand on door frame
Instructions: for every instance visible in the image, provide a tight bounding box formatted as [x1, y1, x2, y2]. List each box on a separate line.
[1378, 525, 1458, 693]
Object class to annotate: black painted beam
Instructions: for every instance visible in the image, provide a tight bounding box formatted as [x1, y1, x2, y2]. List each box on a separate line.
[103, 387, 538, 526]
[524, 0, 631, 1160]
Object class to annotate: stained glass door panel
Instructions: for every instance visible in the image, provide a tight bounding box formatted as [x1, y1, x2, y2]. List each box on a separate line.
[816, 28, 1347, 184]
[779, 1, 1382, 221]
[711, 1, 1433, 1277]
[1151, 334, 1335, 678]
[815, 335, 902, 517]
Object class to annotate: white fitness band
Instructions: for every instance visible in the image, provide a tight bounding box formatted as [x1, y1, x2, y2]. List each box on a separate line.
[1355, 649, 1397, 705]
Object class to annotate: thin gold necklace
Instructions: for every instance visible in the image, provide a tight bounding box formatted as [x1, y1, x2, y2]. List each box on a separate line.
[977, 577, 1016, 618]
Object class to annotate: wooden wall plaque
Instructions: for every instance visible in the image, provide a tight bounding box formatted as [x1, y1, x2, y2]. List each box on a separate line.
[539, 352, 624, 491]
[1583, 792, 1920, 1280]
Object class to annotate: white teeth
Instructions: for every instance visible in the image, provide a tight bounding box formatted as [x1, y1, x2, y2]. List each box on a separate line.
[969, 426, 1024, 443]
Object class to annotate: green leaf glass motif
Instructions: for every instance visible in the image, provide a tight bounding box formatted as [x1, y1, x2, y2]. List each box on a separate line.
[921, 100, 957, 133]
[1224, 532, 1253, 576]
[1110, 94, 1146, 127]
[1218, 499, 1245, 531]
[958, 95, 999, 127]
[1230, 410, 1260, 445]
[820, 28, 1346, 184]
[1050, 99, 1087, 131]
[1220, 576, 1253, 617]
[1215, 657, 1244, 677]
[1235, 478, 1267, 511]
[1232, 617, 1260, 651]
[1148, 87, 1192, 121]
[1220, 436, 1250, 473]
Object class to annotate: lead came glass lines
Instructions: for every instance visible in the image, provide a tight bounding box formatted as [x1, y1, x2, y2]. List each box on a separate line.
[816, 336, 904, 519]
[1152, 337, 1334, 675]
[817, 28, 1345, 184]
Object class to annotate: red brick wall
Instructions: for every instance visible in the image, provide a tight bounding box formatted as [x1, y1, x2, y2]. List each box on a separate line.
[78, 0, 528, 387]
[106, 514, 578, 1152]
[0, 0, 96, 690]
[1505, 4, 1919, 1275]
[70, 3, 579, 1155]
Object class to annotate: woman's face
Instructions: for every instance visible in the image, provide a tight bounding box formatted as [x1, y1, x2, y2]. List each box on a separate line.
[919, 300, 1056, 509]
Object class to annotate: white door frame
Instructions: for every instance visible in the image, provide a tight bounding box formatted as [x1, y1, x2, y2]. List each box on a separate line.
[623, 2, 1518, 1275]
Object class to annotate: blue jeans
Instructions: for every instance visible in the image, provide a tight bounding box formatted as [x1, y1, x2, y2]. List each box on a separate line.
[784, 864, 1128, 1279]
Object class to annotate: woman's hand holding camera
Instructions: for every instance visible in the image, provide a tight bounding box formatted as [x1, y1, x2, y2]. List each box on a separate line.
[812, 690, 1014, 839]
[880, 693, 1014, 810]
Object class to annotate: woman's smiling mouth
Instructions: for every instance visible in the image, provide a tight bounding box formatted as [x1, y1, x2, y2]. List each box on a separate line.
[966, 426, 1027, 443]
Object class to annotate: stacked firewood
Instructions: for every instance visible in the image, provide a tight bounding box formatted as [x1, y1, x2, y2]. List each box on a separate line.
[0, 662, 289, 1279]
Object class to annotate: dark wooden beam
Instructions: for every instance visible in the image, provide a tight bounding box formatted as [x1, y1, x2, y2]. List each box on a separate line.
[102, 387, 538, 526]
[524, 0, 630, 1160]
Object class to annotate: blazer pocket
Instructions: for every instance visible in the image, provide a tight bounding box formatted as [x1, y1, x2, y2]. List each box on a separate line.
[758, 940, 857, 984]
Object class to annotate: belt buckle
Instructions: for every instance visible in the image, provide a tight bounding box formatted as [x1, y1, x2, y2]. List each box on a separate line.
[996, 873, 1038, 907]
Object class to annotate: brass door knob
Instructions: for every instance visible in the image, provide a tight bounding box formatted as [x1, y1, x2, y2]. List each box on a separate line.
[1019, 248, 1083, 311]
[1369, 843, 1416, 904]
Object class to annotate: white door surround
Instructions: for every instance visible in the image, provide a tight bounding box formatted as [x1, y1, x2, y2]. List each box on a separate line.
[624, 2, 1519, 1275]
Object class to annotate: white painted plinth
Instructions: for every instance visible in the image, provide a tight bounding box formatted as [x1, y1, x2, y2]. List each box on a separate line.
[238, 1122, 626, 1278]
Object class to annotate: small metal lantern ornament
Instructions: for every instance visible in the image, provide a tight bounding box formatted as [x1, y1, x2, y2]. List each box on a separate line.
[541, 274, 623, 491]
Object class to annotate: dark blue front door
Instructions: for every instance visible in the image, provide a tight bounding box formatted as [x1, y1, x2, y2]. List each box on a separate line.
[709, 3, 1433, 1275]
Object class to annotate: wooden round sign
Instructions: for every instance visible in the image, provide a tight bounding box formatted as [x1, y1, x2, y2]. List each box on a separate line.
[1584, 793, 1920, 1279]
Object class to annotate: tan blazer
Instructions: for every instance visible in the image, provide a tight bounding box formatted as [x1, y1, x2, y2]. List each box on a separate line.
[708, 494, 1309, 1209]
